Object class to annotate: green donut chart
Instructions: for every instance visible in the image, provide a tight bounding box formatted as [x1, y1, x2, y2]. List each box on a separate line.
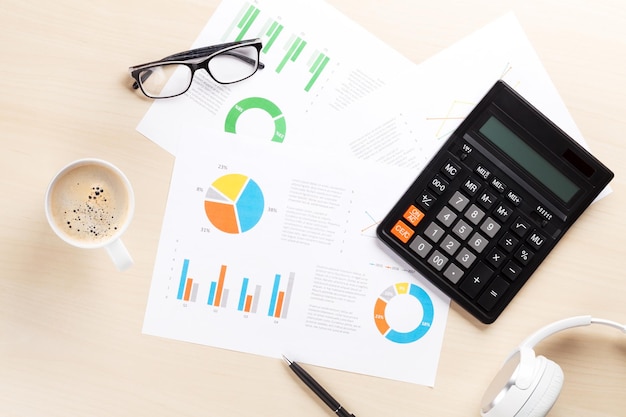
[224, 97, 286, 143]
[374, 282, 434, 344]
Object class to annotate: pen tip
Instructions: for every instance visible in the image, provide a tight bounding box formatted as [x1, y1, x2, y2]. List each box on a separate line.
[281, 354, 292, 365]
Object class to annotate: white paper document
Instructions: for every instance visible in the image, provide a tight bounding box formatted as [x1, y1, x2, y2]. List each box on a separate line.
[318, 13, 604, 175]
[136, 0, 415, 155]
[143, 127, 450, 386]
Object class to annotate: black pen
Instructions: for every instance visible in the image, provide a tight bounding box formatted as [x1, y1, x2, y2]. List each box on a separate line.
[282, 355, 356, 417]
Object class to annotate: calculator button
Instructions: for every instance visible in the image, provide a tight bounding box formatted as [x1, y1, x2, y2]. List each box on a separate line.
[502, 261, 522, 280]
[486, 248, 506, 269]
[514, 245, 534, 265]
[409, 235, 432, 258]
[498, 232, 519, 253]
[506, 190, 522, 206]
[491, 177, 507, 193]
[468, 232, 489, 253]
[443, 263, 464, 284]
[390, 220, 414, 244]
[526, 230, 546, 251]
[417, 190, 437, 210]
[460, 262, 494, 298]
[493, 203, 514, 223]
[427, 250, 449, 271]
[429, 175, 449, 195]
[475, 164, 491, 180]
[436, 206, 458, 227]
[441, 160, 462, 180]
[462, 177, 482, 196]
[448, 191, 470, 212]
[460, 143, 473, 156]
[452, 219, 473, 241]
[424, 222, 445, 243]
[456, 248, 477, 269]
[477, 277, 510, 311]
[477, 191, 497, 210]
[511, 217, 531, 237]
[464, 204, 486, 225]
[403, 205, 425, 227]
[480, 217, 501, 238]
[440, 234, 461, 256]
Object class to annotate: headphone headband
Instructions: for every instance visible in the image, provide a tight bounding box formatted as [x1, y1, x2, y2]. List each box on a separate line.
[505, 315, 626, 389]
[519, 315, 626, 351]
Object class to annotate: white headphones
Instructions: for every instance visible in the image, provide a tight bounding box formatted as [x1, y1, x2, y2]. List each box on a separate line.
[480, 315, 626, 417]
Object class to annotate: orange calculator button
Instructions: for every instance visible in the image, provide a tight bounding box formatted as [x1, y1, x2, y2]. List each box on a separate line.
[403, 205, 425, 227]
[390, 220, 414, 243]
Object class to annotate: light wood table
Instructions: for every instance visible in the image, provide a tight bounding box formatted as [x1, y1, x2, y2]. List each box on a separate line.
[1, 0, 625, 416]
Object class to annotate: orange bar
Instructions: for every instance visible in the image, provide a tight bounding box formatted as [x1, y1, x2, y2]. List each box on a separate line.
[274, 291, 285, 318]
[215, 265, 227, 306]
[244, 295, 253, 312]
[183, 278, 193, 301]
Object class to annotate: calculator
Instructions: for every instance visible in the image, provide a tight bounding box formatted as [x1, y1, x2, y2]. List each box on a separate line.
[377, 81, 613, 324]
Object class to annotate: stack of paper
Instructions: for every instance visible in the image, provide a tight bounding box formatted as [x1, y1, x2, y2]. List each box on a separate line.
[139, 0, 595, 386]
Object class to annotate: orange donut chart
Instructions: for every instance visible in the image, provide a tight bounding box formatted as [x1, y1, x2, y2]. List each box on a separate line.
[374, 282, 434, 344]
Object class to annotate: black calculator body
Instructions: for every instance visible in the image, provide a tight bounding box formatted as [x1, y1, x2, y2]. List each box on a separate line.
[377, 81, 613, 324]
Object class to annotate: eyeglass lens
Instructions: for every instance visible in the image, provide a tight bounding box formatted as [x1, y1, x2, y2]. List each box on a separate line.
[137, 44, 260, 99]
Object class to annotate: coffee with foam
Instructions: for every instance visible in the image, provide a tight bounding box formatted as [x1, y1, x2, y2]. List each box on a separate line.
[47, 162, 130, 246]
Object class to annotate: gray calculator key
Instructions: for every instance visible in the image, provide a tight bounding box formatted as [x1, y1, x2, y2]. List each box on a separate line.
[424, 222, 445, 243]
[427, 250, 449, 271]
[443, 263, 464, 284]
[440, 234, 461, 256]
[409, 235, 432, 258]
[436, 206, 457, 227]
[468, 232, 489, 253]
[456, 248, 477, 268]
[480, 217, 501, 238]
[464, 204, 485, 225]
[448, 191, 470, 212]
[452, 219, 473, 241]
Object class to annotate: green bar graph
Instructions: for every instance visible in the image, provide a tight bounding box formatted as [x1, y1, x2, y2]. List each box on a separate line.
[276, 36, 307, 73]
[263, 20, 283, 53]
[222, 2, 330, 93]
[306, 52, 330, 92]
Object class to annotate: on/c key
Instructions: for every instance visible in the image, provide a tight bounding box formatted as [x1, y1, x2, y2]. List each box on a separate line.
[403, 205, 425, 227]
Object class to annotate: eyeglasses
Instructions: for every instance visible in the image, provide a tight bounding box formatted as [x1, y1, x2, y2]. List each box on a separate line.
[129, 38, 265, 99]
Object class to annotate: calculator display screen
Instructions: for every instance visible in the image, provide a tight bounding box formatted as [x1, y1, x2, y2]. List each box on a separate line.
[479, 116, 580, 203]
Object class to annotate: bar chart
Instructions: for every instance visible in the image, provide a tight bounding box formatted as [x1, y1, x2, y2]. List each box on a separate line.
[176, 257, 295, 320]
[207, 264, 230, 308]
[222, 2, 331, 93]
[267, 272, 295, 319]
[238, 277, 261, 313]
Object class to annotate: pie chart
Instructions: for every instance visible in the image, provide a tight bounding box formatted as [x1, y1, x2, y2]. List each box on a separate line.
[374, 282, 433, 344]
[204, 173, 264, 234]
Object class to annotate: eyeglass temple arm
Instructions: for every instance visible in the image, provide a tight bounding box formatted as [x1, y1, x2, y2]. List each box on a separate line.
[161, 48, 265, 69]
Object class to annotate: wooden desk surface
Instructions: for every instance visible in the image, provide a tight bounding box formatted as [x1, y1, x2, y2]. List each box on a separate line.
[1, 0, 625, 416]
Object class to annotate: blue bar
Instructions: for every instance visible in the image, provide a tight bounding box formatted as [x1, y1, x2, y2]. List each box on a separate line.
[208, 281, 217, 306]
[238, 278, 249, 311]
[267, 274, 281, 316]
[177, 259, 190, 300]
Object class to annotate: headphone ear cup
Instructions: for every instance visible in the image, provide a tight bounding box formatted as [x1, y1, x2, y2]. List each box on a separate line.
[517, 356, 564, 417]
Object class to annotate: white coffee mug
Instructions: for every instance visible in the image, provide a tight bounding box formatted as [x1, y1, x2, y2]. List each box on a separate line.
[45, 158, 135, 271]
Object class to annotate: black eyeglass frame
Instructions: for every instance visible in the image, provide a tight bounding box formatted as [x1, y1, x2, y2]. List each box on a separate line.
[129, 38, 265, 99]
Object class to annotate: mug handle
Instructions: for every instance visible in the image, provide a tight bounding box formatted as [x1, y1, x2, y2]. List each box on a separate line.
[105, 238, 134, 271]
